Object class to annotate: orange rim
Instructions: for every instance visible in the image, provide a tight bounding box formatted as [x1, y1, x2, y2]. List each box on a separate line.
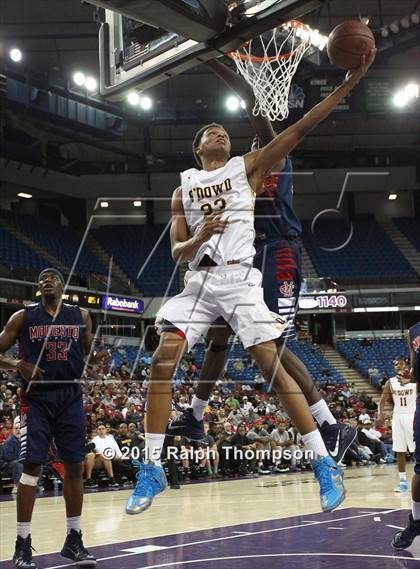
[226, 20, 310, 63]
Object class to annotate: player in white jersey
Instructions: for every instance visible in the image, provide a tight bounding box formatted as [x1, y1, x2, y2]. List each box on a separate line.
[125, 49, 376, 517]
[167, 58, 356, 466]
[379, 357, 416, 492]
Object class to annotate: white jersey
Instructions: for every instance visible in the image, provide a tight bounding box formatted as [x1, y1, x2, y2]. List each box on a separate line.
[181, 156, 255, 270]
[389, 376, 417, 415]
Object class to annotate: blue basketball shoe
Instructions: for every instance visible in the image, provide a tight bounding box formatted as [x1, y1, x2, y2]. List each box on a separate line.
[394, 480, 409, 493]
[312, 455, 346, 512]
[126, 462, 167, 515]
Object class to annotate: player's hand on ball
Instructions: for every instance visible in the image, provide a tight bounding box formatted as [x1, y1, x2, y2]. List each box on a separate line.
[344, 48, 376, 88]
[17, 360, 44, 381]
[198, 211, 229, 242]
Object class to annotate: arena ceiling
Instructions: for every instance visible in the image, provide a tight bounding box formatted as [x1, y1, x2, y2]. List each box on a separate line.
[0, 0, 419, 186]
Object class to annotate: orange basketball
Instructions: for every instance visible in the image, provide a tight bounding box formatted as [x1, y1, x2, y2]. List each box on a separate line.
[327, 21, 375, 70]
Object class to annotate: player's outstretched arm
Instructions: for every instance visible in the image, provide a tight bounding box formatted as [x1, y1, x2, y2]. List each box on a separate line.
[245, 49, 376, 192]
[170, 187, 229, 262]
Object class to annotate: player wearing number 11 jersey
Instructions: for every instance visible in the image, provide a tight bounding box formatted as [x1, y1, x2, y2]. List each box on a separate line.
[379, 357, 416, 493]
[0, 267, 98, 568]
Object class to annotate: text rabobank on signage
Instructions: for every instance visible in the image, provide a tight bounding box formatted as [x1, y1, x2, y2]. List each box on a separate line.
[102, 295, 144, 313]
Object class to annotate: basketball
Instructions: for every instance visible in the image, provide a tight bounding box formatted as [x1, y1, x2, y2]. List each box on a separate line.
[327, 20, 375, 70]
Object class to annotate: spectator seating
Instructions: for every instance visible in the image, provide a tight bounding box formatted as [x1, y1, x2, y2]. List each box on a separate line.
[336, 338, 409, 386]
[393, 217, 420, 252]
[175, 340, 346, 385]
[2, 209, 417, 289]
[287, 341, 345, 384]
[0, 209, 107, 276]
[93, 224, 179, 296]
[301, 215, 417, 281]
[0, 226, 50, 271]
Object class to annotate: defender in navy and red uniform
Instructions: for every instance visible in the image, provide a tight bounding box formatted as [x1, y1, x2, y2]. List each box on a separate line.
[166, 59, 356, 468]
[0, 268, 99, 568]
[392, 321, 420, 549]
[253, 155, 302, 342]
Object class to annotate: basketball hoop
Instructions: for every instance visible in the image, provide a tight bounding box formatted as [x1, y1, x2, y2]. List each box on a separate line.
[227, 20, 311, 121]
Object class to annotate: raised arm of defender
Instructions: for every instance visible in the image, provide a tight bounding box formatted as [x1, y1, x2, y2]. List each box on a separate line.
[245, 49, 376, 192]
[170, 187, 229, 263]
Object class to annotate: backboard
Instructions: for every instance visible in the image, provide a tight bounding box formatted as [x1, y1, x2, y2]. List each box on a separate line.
[91, 0, 325, 101]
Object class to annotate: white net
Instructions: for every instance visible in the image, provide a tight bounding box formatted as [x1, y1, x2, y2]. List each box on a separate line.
[228, 21, 311, 122]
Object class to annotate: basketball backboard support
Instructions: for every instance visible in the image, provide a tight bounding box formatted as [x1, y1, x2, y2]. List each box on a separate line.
[92, 0, 327, 101]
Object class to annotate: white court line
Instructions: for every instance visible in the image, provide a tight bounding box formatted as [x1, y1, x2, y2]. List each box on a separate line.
[231, 531, 253, 536]
[43, 509, 399, 569]
[136, 552, 420, 569]
[327, 527, 345, 530]
[121, 546, 168, 554]
[387, 525, 405, 530]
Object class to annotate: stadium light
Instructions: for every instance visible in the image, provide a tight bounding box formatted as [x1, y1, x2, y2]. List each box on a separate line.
[294, 24, 328, 50]
[73, 72, 86, 86]
[388, 193, 398, 200]
[389, 20, 400, 34]
[100, 201, 109, 208]
[17, 192, 32, 199]
[85, 77, 97, 92]
[393, 82, 419, 108]
[9, 48, 22, 62]
[393, 90, 410, 108]
[133, 200, 142, 207]
[139, 96, 152, 110]
[405, 82, 419, 98]
[400, 16, 410, 29]
[127, 91, 140, 106]
[226, 95, 240, 111]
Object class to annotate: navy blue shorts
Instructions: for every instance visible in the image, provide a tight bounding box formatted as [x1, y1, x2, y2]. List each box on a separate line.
[19, 384, 86, 465]
[415, 394, 420, 475]
[254, 239, 302, 341]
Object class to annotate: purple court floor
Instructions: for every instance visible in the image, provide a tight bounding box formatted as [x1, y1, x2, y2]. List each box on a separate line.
[1, 507, 419, 569]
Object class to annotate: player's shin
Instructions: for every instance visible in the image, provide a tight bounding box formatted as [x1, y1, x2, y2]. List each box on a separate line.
[147, 334, 186, 433]
[146, 333, 187, 462]
[17, 471, 39, 524]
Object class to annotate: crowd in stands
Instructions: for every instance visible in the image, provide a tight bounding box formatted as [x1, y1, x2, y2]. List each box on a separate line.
[1, 336, 409, 495]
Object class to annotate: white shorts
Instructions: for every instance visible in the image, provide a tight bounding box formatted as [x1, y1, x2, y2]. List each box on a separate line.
[392, 413, 415, 453]
[156, 265, 286, 350]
